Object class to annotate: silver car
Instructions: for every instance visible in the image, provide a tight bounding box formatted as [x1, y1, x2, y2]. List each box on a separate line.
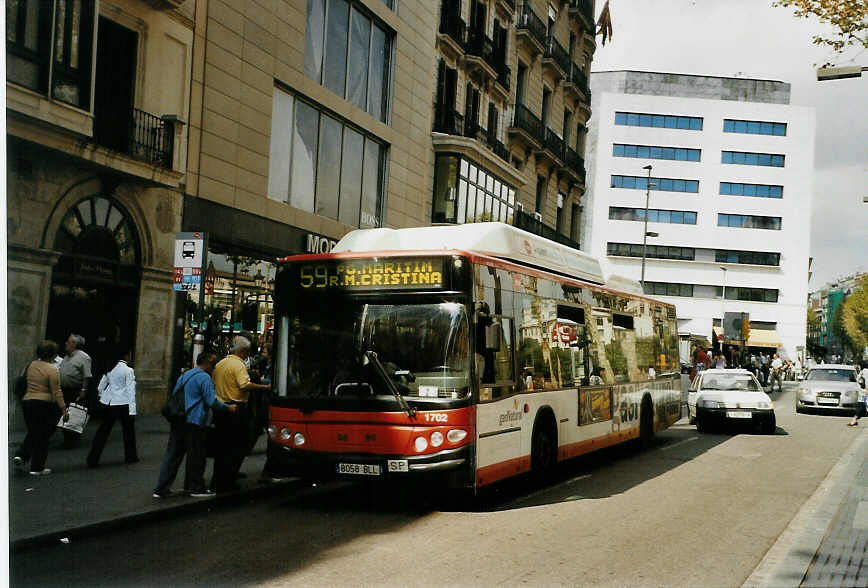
[795, 364, 863, 414]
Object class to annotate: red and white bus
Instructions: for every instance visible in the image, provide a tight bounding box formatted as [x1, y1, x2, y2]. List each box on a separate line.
[266, 223, 681, 493]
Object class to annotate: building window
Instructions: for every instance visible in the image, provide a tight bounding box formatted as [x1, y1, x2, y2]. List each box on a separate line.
[608, 243, 695, 261]
[535, 175, 547, 213]
[643, 282, 694, 297]
[431, 154, 517, 224]
[304, 0, 392, 122]
[570, 203, 580, 242]
[715, 286, 779, 303]
[267, 87, 387, 229]
[723, 119, 786, 136]
[609, 207, 698, 225]
[720, 182, 783, 198]
[556, 193, 565, 233]
[613, 144, 701, 162]
[611, 175, 699, 193]
[721, 151, 785, 167]
[718, 214, 781, 230]
[6, 0, 95, 109]
[516, 61, 528, 105]
[615, 112, 703, 131]
[715, 249, 781, 266]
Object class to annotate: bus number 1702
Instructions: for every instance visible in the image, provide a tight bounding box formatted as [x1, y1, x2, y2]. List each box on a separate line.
[424, 413, 448, 423]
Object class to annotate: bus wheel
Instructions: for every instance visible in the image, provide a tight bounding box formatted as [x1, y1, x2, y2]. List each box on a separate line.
[531, 419, 557, 482]
[639, 396, 654, 449]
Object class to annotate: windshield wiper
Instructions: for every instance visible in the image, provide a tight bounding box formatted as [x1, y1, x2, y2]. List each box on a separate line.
[364, 351, 416, 418]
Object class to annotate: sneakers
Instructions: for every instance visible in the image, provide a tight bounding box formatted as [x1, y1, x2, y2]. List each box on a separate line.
[152, 490, 175, 498]
[29, 468, 52, 476]
[189, 490, 216, 498]
[12, 456, 24, 468]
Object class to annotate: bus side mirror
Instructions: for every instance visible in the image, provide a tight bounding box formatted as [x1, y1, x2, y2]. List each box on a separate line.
[485, 323, 502, 351]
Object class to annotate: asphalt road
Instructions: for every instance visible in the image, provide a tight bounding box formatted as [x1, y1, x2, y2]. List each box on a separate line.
[11, 382, 861, 587]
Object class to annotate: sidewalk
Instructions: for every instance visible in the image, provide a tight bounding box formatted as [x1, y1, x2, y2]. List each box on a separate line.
[8, 414, 301, 550]
[744, 423, 868, 587]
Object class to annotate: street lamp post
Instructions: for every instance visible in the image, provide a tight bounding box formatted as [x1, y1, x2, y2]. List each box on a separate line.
[720, 266, 727, 355]
[640, 164, 654, 289]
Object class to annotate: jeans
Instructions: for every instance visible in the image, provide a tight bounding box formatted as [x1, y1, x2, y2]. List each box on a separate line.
[154, 422, 209, 494]
[87, 404, 137, 466]
[18, 400, 59, 472]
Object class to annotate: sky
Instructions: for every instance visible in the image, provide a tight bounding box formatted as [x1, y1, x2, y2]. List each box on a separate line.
[589, 0, 868, 290]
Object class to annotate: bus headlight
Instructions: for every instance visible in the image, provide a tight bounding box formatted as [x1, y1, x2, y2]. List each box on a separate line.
[279, 428, 291, 441]
[293, 432, 306, 446]
[447, 429, 468, 443]
[430, 431, 444, 447]
[414, 436, 428, 452]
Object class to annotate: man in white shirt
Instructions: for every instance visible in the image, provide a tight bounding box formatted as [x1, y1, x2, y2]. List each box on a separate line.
[87, 350, 138, 467]
[769, 354, 784, 393]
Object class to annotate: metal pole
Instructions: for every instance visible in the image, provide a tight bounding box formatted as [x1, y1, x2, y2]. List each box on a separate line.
[720, 266, 727, 355]
[640, 164, 652, 288]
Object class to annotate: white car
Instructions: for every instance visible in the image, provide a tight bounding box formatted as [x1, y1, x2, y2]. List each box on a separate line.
[687, 369, 776, 434]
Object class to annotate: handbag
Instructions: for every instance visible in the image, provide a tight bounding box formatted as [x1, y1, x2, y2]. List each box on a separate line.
[14, 361, 33, 400]
[57, 402, 89, 435]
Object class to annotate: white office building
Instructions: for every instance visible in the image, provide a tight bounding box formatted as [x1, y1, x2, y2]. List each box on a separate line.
[582, 71, 814, 361]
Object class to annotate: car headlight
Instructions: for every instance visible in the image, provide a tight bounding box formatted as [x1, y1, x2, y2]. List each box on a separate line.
[447, 429, 468, 443]
[292, 432, 305, 446]
[414, 436, 428, 452]
[279, 427, 291, 441]
[700, 400, 724, 408]
[430, 431, 444, 447]
[757, 402, 772, 409]
[797, 387, 812, 396]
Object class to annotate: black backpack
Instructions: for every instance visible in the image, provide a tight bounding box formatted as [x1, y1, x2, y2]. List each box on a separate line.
[162, 370, 196, 424]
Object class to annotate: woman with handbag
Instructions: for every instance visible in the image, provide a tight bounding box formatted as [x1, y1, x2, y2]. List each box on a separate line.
[13, 341, 69, 475]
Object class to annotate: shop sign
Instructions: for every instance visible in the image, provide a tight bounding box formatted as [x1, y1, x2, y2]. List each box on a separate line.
[305, 233, 338, 254]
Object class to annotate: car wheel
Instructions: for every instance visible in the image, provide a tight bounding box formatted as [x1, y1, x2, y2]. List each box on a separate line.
[531, 419, 557, 483]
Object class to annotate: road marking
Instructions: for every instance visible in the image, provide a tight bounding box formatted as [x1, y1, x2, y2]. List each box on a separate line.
[659, 436, 699, 451]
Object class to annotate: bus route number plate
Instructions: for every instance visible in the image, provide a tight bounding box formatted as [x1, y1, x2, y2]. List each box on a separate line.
[337, 463, 381, 476]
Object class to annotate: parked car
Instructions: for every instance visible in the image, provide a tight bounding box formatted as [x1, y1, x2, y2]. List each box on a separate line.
[687, 369, 775, 434]
[795, 364, 863, 414]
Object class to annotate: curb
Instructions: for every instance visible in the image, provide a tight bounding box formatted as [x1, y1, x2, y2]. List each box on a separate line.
[10, 476, 307, 553]
[742, 425, 868, 587]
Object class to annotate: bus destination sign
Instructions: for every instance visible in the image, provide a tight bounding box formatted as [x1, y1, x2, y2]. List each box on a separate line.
[299, 258, 445, 290]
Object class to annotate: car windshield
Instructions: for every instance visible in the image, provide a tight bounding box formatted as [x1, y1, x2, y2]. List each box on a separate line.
[806, 369, 856, 382]
[700, 374, 762, 392]
[275, 299, 471, 400]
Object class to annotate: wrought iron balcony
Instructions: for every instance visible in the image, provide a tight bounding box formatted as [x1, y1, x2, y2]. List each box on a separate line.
[516, 3, 546, 55]
[543, 35, 571, 79]
[486, 132, 510, 162]
[508, 103, 543, 148]
[567, 0, 594, 28]
[564, 62, 591, 101]
[563, 147, 587, 184]
[128, 108, 174, 168]
[513, 208, 581, 250]
[439, 0, 466, 53]
[433, 105, 465, 136]
[466, 29, 501, 75]
[494, 64, 511, 97]
[541, 127, 565, 162]
[496, 0, 516, 14]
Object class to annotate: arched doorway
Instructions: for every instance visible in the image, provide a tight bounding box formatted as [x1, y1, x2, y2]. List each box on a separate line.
[46, 195, 142, 398]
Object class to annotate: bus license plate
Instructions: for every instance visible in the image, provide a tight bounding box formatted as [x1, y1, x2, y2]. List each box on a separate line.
[726, 411, 752, 419]
[387, 460, 409, 473]
[337, 463, 381, 476]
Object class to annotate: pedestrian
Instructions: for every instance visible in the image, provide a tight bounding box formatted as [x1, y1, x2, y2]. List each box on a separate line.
[58, 334, 92, 447]
[87, 350, 138, 467]
[769, 353, 784, 393]
[14, 341, 70, 475]
[211, 336, 270, 493]
[848, 378, 868, 427]
[760, 353, 769, 385]
[794, 357, 803, 380]
[713, 354, 726, 369]
[153, 351, 237, 498]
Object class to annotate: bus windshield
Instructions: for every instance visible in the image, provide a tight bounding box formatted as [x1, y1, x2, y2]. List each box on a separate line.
[277, 300, 471, 401]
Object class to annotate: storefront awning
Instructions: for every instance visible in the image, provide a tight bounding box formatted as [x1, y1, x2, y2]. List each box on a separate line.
[747, 330, 782, 349]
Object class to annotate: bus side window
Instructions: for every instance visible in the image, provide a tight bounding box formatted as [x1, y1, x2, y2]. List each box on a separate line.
[555, 304, 587, 388]
[478, 316, 515, 399]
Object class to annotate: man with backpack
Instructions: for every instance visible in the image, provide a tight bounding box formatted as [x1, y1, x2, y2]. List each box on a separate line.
[152, 351, 236, 498]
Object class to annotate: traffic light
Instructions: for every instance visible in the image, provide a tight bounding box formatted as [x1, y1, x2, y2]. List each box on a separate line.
[741, 315, 750, 343]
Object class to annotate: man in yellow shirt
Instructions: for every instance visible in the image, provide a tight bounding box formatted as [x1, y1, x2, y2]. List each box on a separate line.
[211, 336, 270, 492]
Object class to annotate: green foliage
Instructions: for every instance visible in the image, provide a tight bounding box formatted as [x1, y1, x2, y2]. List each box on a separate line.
[841, 276, 868, 353]
[773, 0, 868, 60]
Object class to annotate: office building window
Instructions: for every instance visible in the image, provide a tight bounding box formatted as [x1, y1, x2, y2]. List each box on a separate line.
[268, 87, 387, 229]
[609, 207, 697, 225]
[305, 0, 392, 122]
[721, 151, 785, 167]
[718, 214, 781, 230]
[608, 243, 695, 261]
[6, 0, 95, 109]
[715, 286, 779, 303]
[615, 112, 703, 131]
[715, 249, 781, 266]
[643, 282, 694, 297]
[724, 119, 786, 136]
[611, 175, 699, 193]
[431, 154, 517, 224]
[720, 182, 783, 198]
[613, 144, 701, 162]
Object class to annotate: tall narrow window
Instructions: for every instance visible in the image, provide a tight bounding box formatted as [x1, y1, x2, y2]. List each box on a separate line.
[315, 114, 343, 218]
[535, 175, 547, 213]
[360, 138, 383, 228]
[347, 6, 371, 110]
[516, 62, 527, 106]
[367, 23, 389, 120]
[570, 203, 580, 242]
[542, 87, 552, 126]
[339, 127, 364, 226]
[556, 193, 565, 233]
[304, 0, 326, 82]
[323, 0, 349, 97]
[290, 101, 320, 213]
[267, 89, 295, 202]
